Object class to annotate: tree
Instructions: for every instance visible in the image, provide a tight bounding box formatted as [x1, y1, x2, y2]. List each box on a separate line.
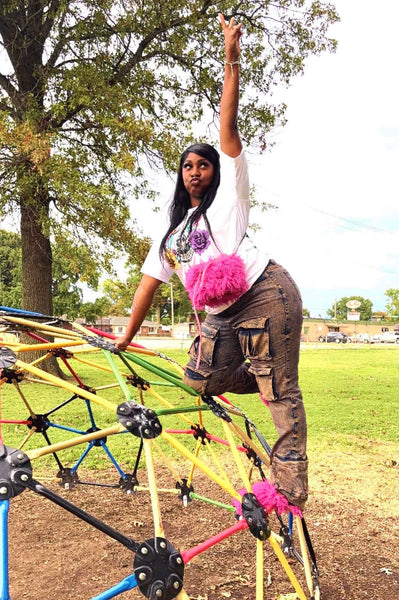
[79, 297, 111, 325]
[0, 229, 22, 307]
[327, 296, 373, 321]
[385, 289, 399, 319]
[0, 1, 338, 319]
[101, 267, 192, 325]
[0, 228, 87, 318]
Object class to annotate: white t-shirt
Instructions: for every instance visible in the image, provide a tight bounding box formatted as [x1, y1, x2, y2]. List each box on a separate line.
[141, 149, 270, 313]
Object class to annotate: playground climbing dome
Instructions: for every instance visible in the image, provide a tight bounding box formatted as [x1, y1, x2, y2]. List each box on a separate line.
[0, 306, 320, 600]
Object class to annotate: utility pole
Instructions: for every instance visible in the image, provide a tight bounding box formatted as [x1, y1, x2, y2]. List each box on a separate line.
[170, 282, 174, 328]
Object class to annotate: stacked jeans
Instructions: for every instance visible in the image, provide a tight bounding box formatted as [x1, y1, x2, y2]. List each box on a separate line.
[183, 259, 308, 509]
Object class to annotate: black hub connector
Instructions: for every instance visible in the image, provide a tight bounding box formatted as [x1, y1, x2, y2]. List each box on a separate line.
[119, 473, 139, 494]
[57, 467, 79, 490]
[86, 426, 106, 446]
[117, 402, 162, 439]
[49, 347, 73, 359]
[175, 478, 193, 505]
[81, 335, 119, 353]
[242, 443, 262, 468]
[0, 368, 24, 384]
[127, 373, 150, 389]
[192, 424, 208, 445]
[27, 414, 49, 433]
[0, 445, 32, 499]
[134, 537, 184, 600]
[241, 492, 271, 541]
[201, 395, 232, 422]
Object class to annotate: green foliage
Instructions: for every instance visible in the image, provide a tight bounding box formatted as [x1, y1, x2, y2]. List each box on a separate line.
[327, 296, 373, 321]
[0, 229, 22, 307]
[0, 0, 339, 313]
[0, 228, 88, 318]
[385, 288, 399, 318]
[79, 297, 111, 324]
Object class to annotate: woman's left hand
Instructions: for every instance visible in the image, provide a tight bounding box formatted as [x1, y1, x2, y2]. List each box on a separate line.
[219, 13, 242, 62]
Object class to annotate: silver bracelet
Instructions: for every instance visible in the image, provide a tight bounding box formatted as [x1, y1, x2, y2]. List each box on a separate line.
[225, 60, 240, 76]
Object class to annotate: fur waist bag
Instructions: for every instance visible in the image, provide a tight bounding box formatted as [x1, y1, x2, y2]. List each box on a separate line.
[185, 254, 249, 311]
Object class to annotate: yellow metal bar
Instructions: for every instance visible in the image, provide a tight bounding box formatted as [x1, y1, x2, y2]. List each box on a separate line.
[229, 421, 270, 466]
[268, 533, 308, 600]
[176, 590, 191, 600]
[196, 395, 204, 428]
[17, 427, 37, 450]
[25, 424, 126, 460]
[186, 439, 202, 487]
[2, 315, 82, 338]
[161, 430, 241, 501]
[256, 539, 264, 600]
[29, 352, 54, 367]
[134, 486, 180, 495]
[13, 381, 36, 416]
[144, 386, 196, 427]
[204, 435, 236, 487]
[14, 340, 89, 353]
[222, 420, 252, 492]
[296, 516, 314, 597]
[143, 439, 164, 538]
[152, 440, 182, 483]
[14, 358, 117, 412]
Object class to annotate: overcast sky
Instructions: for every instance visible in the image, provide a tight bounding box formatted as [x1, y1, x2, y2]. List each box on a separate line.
[2, 1, 397, 317]
[247, 0, 399, 317]
[137, 0, 399, 318]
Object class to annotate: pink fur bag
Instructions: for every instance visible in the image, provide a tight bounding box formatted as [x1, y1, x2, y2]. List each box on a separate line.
[185, 254, 248, 311]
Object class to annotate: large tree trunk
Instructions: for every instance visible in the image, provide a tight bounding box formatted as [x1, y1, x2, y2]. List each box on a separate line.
[21, 204, 53, 315]
[20, 189, 63, 377]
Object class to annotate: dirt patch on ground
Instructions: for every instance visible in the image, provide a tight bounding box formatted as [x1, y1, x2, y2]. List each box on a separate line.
[7, 446, 399, 600]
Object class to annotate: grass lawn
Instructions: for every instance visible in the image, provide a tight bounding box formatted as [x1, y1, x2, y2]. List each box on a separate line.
[1, 344, 397, 477]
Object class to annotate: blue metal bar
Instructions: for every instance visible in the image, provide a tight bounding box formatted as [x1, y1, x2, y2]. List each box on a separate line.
[70, 442, 94, 473]
[0, 501, 11, 600]
[85, 400, 97, 430]
[98, 441, 126, 479]
[90, 574, 137, 599]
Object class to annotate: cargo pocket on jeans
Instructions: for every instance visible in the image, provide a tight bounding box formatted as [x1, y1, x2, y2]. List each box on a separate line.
[188, 321, 219, 368]
[235, 317, 270, 360]
[248, 364, 276, 401]
[235, 317, 276, 401]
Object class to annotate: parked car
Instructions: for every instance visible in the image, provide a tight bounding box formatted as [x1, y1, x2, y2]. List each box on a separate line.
[318, 332, 348, 344]
[349, 333, 371, 344]
[370, 334, 382, 344]
[379, 331, 399, 344]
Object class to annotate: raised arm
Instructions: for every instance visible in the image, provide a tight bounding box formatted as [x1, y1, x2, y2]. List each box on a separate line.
[219, 14, 243, 158]
[114, 274, 162, 350]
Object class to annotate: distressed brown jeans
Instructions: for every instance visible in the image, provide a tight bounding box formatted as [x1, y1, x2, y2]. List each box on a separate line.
[183, 260, 308, 508]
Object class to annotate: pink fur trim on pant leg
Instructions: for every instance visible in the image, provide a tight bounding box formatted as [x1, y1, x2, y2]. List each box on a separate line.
[232, 480, 303, 517]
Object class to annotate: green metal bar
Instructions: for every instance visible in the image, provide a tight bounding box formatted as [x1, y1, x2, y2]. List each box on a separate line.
[155, 405, 210, 417]
[125, 351, 184, 381]
[121, 351, 197, 395]
[103, 350, 134, 402]
[190, 492, 236, 512]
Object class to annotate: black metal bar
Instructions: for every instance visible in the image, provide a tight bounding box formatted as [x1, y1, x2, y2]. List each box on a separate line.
[26, 478, 140, 552]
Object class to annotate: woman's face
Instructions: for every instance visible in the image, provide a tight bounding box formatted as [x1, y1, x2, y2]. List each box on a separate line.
[181, 152, 215, 207]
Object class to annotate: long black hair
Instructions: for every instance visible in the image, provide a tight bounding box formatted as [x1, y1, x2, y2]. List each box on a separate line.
[159, 143, 221, 258]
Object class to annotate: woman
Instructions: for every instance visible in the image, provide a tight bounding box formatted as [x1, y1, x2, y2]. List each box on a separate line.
[116, 15, 308, 509]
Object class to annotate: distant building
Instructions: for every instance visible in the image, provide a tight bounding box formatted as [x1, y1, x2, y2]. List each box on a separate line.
[91, 316, 170, 337]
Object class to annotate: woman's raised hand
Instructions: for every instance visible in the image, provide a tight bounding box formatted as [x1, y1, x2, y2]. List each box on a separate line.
[219, 13, 242, 62]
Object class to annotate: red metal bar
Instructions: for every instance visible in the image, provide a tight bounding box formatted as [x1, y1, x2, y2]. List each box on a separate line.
[181, 519, 248, 564]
